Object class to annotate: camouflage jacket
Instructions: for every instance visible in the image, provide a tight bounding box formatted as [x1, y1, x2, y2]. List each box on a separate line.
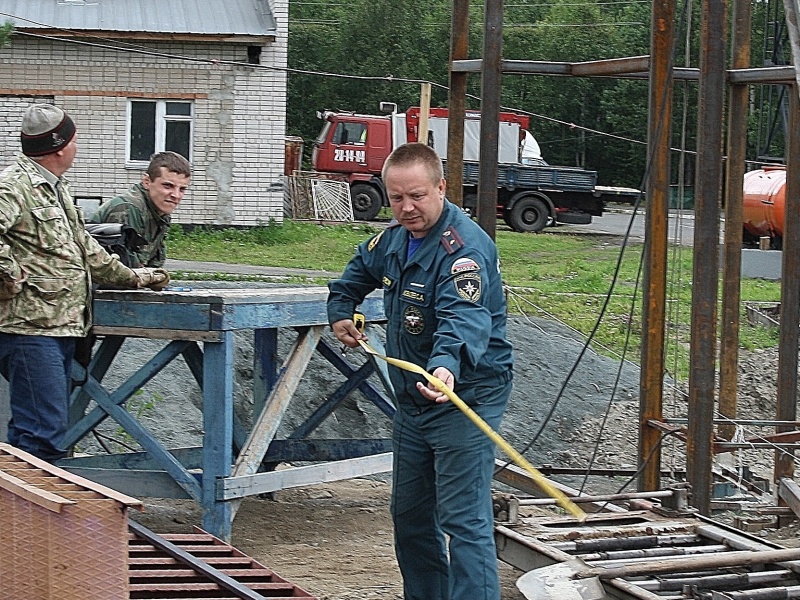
[89, 183, 170, 268]
[0, 153, 138, 336]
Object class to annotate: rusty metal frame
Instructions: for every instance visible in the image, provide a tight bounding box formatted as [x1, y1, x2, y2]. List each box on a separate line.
[450, 0, 800, 512]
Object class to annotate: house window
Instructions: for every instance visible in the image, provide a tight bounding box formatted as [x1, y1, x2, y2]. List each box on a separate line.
[127, 100, 193, 163]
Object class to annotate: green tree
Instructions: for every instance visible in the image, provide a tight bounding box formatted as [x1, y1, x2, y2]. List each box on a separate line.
[0, 21, 12, 47]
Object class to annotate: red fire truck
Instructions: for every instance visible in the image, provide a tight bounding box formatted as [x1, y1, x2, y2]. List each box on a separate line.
[311, 103, 640, 231]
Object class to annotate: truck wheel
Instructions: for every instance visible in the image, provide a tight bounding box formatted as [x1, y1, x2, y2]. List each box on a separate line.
[508, 196, 549, 233]
[350, 183, 383, 221]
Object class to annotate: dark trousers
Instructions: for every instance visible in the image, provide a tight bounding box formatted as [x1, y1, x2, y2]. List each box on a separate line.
[0, 333, 75, 461]
[391, 379, 511, 600]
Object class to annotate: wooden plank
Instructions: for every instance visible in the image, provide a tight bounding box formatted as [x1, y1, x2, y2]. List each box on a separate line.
[0, 470, 75, 512]
[0, 442, 143, 507]
[232, 326, 324, 479]
[82, 378, 203, 502]
[58, 466, 193, 500]
[779, 478, 800, 519]
[219, 452, 393, 499]
[93, 299, 213, 330]
[91, 326, 222, 342]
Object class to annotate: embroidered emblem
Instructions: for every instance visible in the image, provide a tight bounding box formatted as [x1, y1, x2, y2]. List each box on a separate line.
[402, 289, 425, 303]
[368, 229, 385, 252]
[382, 276, 393, 288]
[403, 305, 425, 334]
[451, 257, 480, 274]
[454, 273, 482, 302]
[51, 132, 65, 147]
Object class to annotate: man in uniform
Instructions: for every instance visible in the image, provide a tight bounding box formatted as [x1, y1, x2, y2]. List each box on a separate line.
[90, 151, 190, 267]
[0, 103, 169, 461]
[327, 143, 513, 600]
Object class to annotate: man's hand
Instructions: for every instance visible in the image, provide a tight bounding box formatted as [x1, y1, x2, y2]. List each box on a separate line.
[132, 267, 170, 291]
[0, 273, 24, 300]
[416, 367, 455, 404]
[331, 318, 367, 349]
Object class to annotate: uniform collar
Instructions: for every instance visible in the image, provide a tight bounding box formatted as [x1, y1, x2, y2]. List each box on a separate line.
[17, 153, 68, 191]
[137, 182, 172, 225]
[387, 200, 455, 270]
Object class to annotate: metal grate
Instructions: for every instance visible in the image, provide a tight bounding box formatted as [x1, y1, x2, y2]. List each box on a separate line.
[128, 520, 317, 599]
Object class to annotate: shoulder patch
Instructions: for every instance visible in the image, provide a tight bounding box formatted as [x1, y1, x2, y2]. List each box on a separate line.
[368, 229, 386, 252]
[451, 256, 480, 274]
[440, 226, 465, 255]
[454, 272, 482, 302]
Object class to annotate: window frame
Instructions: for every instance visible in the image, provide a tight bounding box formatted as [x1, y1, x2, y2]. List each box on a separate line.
[125, 99, 194, 168]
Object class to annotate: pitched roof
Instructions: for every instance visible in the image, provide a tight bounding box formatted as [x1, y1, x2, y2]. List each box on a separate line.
[0, 0, 277, 41]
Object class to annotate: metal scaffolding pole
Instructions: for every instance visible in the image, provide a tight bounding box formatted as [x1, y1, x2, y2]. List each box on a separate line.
[477, 0, 503, 240]
[775, 86, 800, 485]
[688, 0, 728, 515]
[718, 0, 752, 441]
[638, 0, 676, 492]
[447, 0, 469, 208]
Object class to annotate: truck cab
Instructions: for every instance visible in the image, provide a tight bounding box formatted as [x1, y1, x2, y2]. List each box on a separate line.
[312, 112, 394, 177]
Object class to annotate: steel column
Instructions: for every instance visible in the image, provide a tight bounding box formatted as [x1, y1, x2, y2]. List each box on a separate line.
[687, 0, 728, 515]
[447, 0, 469, 208]
[775, 86, 800, 484]
[718, 0, 752, 441]
[638, 0, 676, 492]
[477, 0, 503, 239]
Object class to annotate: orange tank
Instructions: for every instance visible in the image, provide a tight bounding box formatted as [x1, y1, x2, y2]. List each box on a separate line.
[742, 166, 787, 240]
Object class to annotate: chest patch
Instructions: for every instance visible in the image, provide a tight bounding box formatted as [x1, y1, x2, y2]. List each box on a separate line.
[451, 257, 480, 274]
[401, 289, 426, 303]
[403, 305, 425, 335]
[454, 272, 482, 302]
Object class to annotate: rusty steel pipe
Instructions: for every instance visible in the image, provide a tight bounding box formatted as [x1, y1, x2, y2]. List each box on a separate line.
[477, 0, 503, 239]
[447, 0, 469, 208]
[638, 0, 676, 493]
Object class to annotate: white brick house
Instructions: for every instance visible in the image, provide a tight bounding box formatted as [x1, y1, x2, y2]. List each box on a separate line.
[0, 0, 288, 226]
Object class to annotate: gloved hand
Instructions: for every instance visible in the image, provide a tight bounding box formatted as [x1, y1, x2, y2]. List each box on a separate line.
[132, 267, 170, 291]
[0, 273, 24, 300]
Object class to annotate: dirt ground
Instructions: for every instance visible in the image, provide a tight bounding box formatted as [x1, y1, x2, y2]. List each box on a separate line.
[129, 478, 528, 599]
[126, 337, 800, 600]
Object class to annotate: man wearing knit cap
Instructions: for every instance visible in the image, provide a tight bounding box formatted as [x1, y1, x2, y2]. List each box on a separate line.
[0, 103, 170, 461]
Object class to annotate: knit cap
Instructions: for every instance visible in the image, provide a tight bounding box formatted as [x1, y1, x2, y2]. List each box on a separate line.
[20, 104, 76, 157]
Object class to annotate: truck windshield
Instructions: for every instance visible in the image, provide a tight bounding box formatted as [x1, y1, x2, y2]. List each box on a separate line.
[333, 122, 367, 145]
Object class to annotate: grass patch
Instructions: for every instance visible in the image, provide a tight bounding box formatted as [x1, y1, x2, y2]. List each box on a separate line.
[167, 221, 782, 379]
[168, 220, 383, 272]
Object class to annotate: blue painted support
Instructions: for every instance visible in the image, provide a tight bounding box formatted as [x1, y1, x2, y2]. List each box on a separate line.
[316, 339, 396, 418]
[63, 340, 190, 448]
[81, 377, 202, 500]
[59, 287, 389, 541]
[180, 341, 249, 453]
[62, 438, 393, 471]
[254, 328, 279, 417]
[68, 335, 125, 427]
[201, 330, 234, 540]
[289, 360, 377, 440]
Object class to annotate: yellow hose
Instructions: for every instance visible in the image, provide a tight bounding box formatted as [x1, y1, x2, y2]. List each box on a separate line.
[354, 329, 587, 522]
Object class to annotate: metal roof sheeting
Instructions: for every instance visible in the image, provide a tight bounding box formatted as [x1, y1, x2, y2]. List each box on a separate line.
[0, 0, 276, 38]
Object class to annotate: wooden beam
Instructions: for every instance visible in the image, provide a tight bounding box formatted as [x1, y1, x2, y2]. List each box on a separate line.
[232, 326, 324, 478]
[779, 478, 800, 519]
[219, 453, 393, 500]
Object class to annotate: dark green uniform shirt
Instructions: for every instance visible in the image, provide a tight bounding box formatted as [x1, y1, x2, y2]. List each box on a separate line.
[89, 183, 170, 268]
